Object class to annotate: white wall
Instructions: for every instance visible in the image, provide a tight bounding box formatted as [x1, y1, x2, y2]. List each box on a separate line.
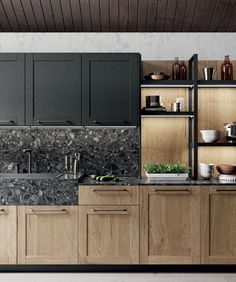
[0, 33, 235, 60]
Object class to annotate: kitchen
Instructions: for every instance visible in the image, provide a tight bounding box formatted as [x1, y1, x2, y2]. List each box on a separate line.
[0, 1, 236, 281]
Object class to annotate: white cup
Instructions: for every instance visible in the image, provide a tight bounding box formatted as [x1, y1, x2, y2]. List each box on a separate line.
[200, 163, 214, 180]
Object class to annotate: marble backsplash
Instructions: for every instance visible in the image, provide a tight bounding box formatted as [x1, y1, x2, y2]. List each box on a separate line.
[0, 128, 139, 177]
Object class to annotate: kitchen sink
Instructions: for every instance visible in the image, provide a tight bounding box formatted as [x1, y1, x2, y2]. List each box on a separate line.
[0, 173, 59, 179]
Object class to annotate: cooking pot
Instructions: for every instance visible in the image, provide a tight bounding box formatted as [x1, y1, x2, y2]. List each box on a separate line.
[224, 122, 236, 140]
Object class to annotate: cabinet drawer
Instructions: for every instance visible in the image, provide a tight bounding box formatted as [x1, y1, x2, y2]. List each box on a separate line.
[79, 185, 139, 205]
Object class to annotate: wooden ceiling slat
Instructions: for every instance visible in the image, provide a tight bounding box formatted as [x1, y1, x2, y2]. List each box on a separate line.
[40, 0, 56, 31]
[226, 3, 236, 31]
[190, 0, 207, 31]
[155, 0, 168, 31]
[70, 0, 83, 31]
[119, 0, 129, 31]
[20, 0, 38, 31]
[146, 0, 158, 32]
[90, 0, 101, 31]
[218, 0, 236, 31]
[80, 0, 92, 31]
[128, 0, 138, 31]
[181, 0, 198, 31]
[11, 0, 29, 31]
[1, 0, 20, 31]
[173, 0, 188, 31]
[137, 0, 148, 32]
[100, 0, 109, 31]
[0, 1, 12, 31]
[60, 0, 74, 31]
[109, 0, 119, 31]
[209, 0, 228, 31]
[199, 0, 216, 31]
[164, 0, 178, 31]
[50, 0, 65, 32]
[31, 0, 47, 31]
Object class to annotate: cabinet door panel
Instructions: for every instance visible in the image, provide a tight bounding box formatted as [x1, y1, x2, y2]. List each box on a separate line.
[0, 206, 17, 264]
[18, 206, 78, 264]
[79, 206, 139, 264]
[26, 53, 82, 125]
[0, 54, 25, 125]
[140, 186, 200, 264]
[201, 186, 236, 264]
[82, 53, 140, 126]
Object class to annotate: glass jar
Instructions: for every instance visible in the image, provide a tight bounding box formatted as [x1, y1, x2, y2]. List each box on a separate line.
[172, 57, 180, 80]
[221, 55, 233, 80]
[179, 61, 187, 80]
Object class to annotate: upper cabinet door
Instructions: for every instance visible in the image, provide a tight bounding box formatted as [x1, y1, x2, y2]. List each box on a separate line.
[26, 54, 82, 126]
[82, 53, 140, 126]
[0, 54, 25, 126]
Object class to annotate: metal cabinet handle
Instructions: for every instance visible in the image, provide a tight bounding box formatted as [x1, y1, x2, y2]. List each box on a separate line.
[0, 120, 15, 125]
[31, 208, 67, 215]
[91, 188, 128, 192]
[93, 120, 129, 125]
[90, 208, 128, 214]
[214, 189, 236, 193]
[37, 120, 72, 126]
[153, 188, 191, 194]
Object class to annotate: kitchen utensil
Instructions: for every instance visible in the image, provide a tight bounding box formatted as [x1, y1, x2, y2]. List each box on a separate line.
[176, 98, 184, 111]
[200, 163, 214, 180]
[203, 68, 215, 80]
[216, 164, 236, 175]
[171, 102, 181, 112]
[146, 96, 161, 107]
[224, 122, 236, 140]
[200, 130, 220, 143]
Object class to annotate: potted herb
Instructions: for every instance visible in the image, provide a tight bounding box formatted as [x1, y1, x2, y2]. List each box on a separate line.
[143, 163, 189, 181]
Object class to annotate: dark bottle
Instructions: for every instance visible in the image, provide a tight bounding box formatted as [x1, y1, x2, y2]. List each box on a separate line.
[179, 61, 187, 80]
[221, 55, 233, 80]
[172, 57, 180, 80]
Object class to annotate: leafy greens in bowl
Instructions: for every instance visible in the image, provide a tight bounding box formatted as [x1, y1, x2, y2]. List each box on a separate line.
[144, 163, 189, 174]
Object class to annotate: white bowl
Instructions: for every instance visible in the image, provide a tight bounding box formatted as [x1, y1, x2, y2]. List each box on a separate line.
[200, 130, 220, 143]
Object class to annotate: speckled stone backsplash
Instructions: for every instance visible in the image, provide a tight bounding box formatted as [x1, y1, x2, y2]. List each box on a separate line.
[0, 128, 139, 176]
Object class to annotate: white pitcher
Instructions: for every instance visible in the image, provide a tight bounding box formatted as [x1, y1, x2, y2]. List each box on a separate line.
[200, 163, 214, 180]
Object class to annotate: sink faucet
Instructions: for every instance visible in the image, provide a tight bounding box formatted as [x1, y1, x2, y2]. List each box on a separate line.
[22, 149, 32, 174]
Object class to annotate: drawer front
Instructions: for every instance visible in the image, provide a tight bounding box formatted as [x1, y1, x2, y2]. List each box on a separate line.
[79, 186, 139, 205]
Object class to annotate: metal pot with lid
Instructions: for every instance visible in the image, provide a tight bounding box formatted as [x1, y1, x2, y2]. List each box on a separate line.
[224, 122, 236, 140]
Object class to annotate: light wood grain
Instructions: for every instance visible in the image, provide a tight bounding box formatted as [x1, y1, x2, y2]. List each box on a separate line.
[198, 147, 236, 177]
[141, 88, 189, 111]
[198, 88, 236, 142]
[79, 206, 139, 264]
[201, 186, 236, 264]
[140, 186, 200, 264]
[18, 206, 78, 264]
[79, 185, 139, 205]
[0, 206, 17, 264]
[141, 117, 189, 177]
[142, 60, 236, 80]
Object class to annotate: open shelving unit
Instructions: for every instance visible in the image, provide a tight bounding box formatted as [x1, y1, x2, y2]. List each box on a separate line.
[140, 55, 236, 180]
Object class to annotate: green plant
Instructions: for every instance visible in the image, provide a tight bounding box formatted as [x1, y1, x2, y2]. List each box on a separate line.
[143, 163, 189, 174]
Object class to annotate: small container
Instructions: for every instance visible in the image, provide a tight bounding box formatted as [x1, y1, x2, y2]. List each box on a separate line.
[171, 102, 181, 112]
[203, 68, 215, 80]
[176, 98, 184, 111]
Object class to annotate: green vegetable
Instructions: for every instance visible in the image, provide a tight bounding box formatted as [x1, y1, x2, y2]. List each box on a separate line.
[96, 176, 101, 181]
[113, 177, 119, 182]
[100, 176, 114, 182]
[143, 163, 189, 174]
[90, 175, 97, 180]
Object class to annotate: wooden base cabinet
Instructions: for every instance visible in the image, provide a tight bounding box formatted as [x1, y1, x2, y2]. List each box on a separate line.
[79, 206, 139, 264]
[201, 186, 236, 264]
[18, 206, 78, 264]
[0, 206, 17, 264]
[140, 186, 200, 264]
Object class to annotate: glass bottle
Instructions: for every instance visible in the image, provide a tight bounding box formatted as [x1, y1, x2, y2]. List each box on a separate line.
[172, 57, 180, 80]
[179, 61, 187, 80]
[221, 55, 233, 80]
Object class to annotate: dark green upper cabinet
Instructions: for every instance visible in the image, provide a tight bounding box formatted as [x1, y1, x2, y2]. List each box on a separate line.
[0, 54, 25, 126]
[82, 53, 140, 126]
[26, 54, 82, 126]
